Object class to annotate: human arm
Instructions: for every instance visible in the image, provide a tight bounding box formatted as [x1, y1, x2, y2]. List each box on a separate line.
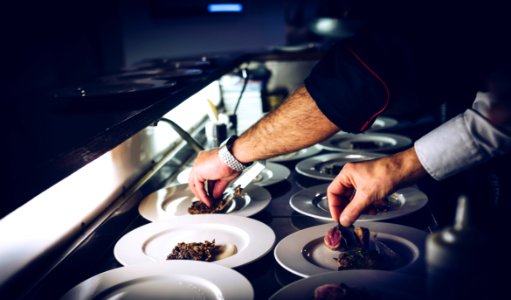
[189, 38, 391, 206]
[329, 91, 511, 226]
[328, 147, 427, 226]
[189, 85, 340, 206]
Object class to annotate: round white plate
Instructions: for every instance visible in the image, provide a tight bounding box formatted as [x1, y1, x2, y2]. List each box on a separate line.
[290, 184, 428, 222]
[138, 183, 271, 221]
[274, 222, 426, 278]
[176, 162, 290, 187]
[268, 145, 323, 162]
[61, 261, 254, 300]
[270, 270, 424, 300]
[114, 214, 276, 268]
[295, 152, 386, 180]
[368, 116, 399, 131]
[249, 162, 291, 186]
[319, 133, 412, 153]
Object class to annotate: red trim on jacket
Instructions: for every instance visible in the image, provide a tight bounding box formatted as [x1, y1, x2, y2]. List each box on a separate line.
[347, 47, 390, 131]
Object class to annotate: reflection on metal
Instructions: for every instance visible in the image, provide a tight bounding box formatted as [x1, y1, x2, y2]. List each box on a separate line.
[158, 118, 204, 153]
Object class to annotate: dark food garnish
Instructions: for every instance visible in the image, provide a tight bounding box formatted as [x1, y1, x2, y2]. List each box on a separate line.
[362, 203, 390, 215]
[324, 225, 398, 271]
[334, 248, 382, 270]
[319, 163, 343, 175]
[188, 185, 244, 214]
[167, 239, 220, 261]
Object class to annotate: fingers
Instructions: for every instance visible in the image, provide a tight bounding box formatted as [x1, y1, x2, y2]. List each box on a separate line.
[210, 180, 232, 199]
[188, 171, 212, 207]
[327, 180, 353, 223]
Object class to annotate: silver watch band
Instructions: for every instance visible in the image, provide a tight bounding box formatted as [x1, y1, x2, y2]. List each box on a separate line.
[218, 143, 247, 172]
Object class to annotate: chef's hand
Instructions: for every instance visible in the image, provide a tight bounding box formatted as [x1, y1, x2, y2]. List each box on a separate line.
[328, 147, 427, 227]
[188, 148, 240, 207]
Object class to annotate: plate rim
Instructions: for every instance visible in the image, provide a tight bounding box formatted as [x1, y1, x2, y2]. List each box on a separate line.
[273, 221, 426, 278]
[289, 183, 428, 222]
[114, 214, 276, 268]
[61, 260, 254, 300]
[368, 116, 399, 131]
[269, 269, 424, 300]
[319, 132, 412, 153]
[253, 162, 291, 186]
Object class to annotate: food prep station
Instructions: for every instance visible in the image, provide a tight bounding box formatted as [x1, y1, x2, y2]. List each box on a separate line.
[2, 27, 509, 300]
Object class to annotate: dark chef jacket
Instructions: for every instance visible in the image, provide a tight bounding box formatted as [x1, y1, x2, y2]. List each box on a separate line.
[304, 0, 510, 134]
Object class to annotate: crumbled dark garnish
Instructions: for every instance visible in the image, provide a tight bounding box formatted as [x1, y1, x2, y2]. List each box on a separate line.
[166, 239, 220, 261]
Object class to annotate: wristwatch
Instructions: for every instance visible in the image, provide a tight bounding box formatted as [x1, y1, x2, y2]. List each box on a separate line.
[218, 135, 251, 172]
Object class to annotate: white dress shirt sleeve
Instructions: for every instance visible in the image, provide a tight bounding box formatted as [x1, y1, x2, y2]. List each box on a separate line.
[414, 92, 511, 181]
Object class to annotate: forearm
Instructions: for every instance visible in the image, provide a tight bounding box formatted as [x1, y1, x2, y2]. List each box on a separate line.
[231, 85, 339, 163]
[388, 147, 429, 189]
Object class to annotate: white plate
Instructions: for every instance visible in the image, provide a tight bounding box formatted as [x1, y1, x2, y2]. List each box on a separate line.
[61, 261, 254, 300]
[295, 153, 386, 180]
[249, 162, 291, 186]
[270, 270, 424, 300]
[177, 162, 290, 187]
[138, 183, 271, 221]
[319, 133, 412, 153]
[114, 214, 276, 268]
[274, 222, 426, 278]
[290, 184, 428, 222]
[368, 116, 399, 131]
[268, 145, 323, 162]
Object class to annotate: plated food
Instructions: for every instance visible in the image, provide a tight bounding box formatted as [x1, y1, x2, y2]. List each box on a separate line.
[274, 221, 425, 277]
[138, 183, 271, 221]
[319, 133, 412, 154]
[290, 184, 428, 222]
[114, 214, 275, 268]
[167, 239, 237, 262]
[322, 225, 402, 271]
[295, 153, 386, 181]
[188, 185, 244, 214]
[269, 270, 424, 300]
[61, 261, 254, 300]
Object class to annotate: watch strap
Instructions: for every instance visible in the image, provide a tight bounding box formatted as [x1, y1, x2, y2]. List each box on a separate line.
[218, 136, 249, 172]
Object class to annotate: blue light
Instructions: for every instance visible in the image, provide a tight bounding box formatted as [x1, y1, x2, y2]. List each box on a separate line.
[208, 3, 243, 13]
